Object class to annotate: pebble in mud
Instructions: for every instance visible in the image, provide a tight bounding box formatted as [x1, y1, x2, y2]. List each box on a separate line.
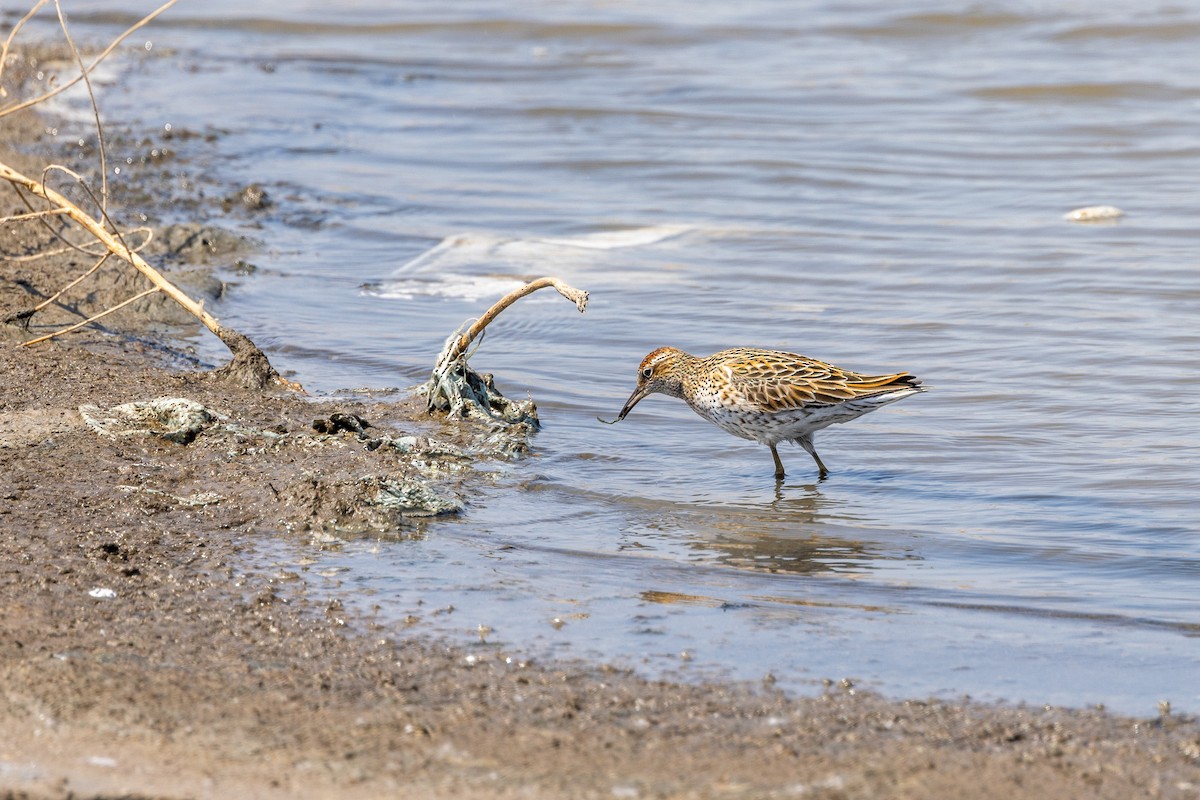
[223, 182, 272, 212]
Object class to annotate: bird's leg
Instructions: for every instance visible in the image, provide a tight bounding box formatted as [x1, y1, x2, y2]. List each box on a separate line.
[769, 444, 786, 480]
[797, 436, 830, 480]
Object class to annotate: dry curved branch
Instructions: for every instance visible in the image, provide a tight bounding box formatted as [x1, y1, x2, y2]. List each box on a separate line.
[446, 276, 589, 363]
[422, 277, 589, 439]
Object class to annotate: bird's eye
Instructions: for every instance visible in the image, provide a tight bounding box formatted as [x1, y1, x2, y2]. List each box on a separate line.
[641, 367, 653, 379]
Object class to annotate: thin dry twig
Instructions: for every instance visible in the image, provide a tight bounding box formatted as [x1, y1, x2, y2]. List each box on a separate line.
[22, 285, 159, 346]
[0, 0, 51, 91]
[36, 163, 138, 263]
[0, 206, 70, 223]
[52, 0, 110, 207]
[1, 159, 221, 335]
[0, 0, 180, 119]
[3, 158, 287, 388]
[31, 251, 110, 312]
[2, 224, 152, 261]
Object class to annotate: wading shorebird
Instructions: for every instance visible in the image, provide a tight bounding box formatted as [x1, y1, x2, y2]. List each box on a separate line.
[601, 346, 924, 480]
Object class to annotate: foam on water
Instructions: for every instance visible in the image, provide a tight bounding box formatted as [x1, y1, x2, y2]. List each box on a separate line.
[376, 225, 695, 300]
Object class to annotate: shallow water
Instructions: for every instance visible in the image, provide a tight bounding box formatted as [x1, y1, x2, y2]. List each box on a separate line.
[20, 0, 1200, 713]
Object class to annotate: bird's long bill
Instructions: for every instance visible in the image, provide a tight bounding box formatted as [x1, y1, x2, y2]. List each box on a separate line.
[596, 385, 649, 425]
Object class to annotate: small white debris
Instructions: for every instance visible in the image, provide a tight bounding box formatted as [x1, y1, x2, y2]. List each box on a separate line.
[1064, 205, 1123, 222]
[86, 755, 118, 768]
[88, 588, 116, 599]
[788, 775, 846, 795]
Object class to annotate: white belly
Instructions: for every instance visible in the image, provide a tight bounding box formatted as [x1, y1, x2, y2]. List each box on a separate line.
[686, 387, 920, 446]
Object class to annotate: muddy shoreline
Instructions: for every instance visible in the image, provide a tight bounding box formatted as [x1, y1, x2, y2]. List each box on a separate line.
[3, 50, 1199, 800]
